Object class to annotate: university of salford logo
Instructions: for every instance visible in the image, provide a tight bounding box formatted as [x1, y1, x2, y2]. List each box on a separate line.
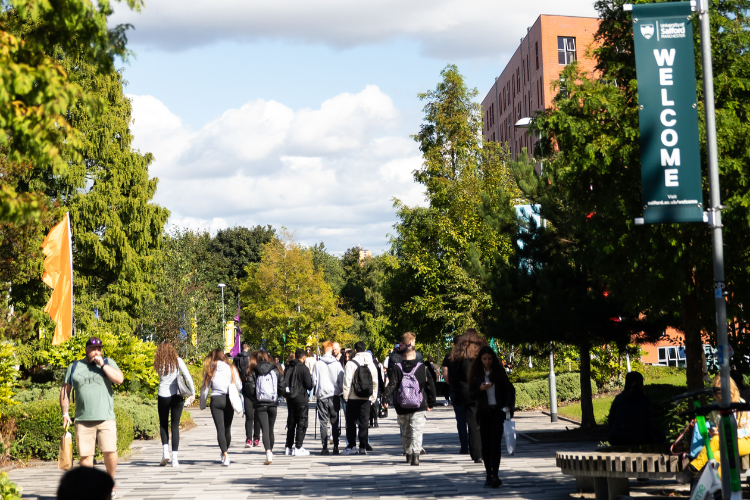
[641, 24, 655, 39]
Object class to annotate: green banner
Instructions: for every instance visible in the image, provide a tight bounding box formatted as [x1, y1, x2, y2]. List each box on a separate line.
[632, 2, 703, 223]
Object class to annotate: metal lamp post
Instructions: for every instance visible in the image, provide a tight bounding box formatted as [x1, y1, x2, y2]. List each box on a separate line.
[218, 283, 226, 350]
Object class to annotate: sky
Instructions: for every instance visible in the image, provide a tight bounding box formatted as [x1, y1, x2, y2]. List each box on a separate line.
[112, 0, 598, 254]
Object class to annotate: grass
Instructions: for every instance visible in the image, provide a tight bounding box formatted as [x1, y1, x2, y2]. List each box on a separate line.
[556, 366, 687, 426]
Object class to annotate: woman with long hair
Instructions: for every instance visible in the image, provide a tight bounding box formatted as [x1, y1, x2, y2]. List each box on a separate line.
[449, 329, 488, 462]
[469, 346, 514, 488]
[245, 350, 285, 465]
[200, 349, 242, 466]
[243, 351, 262, 448]
[607, 371, 664, 446]
[154, 342, 195, 467]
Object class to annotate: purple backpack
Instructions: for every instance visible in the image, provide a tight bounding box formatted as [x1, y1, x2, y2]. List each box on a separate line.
[396, 362, 424, 409]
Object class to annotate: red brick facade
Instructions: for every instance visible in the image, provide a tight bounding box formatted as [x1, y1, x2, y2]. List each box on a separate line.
[481, 15, 600, 161]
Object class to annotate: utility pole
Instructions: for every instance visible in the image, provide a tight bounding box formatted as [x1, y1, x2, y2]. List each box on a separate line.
[549, 341, 558, 422]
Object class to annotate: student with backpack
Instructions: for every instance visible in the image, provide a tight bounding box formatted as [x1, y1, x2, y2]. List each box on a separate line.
[284, 348, 313, 456]
[245, 350, 285, 465]
[342, 342, 378, 455]
[383, 341, 437, 466]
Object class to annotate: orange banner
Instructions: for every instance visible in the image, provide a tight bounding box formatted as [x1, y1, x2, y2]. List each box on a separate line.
[41, 213, 73, 345]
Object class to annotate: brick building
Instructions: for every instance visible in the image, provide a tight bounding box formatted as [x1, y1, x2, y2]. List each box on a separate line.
[481, 15, 600, 162]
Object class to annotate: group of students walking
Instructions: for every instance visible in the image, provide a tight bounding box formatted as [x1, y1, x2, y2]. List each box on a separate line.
[152, 328, 515, 488]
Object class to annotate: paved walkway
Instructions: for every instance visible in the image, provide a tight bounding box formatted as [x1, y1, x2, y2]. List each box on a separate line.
[10, 404, 596, 500]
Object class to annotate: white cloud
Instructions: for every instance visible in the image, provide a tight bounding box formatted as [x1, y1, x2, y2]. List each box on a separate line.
[128, 86, 425, 253]
[112, 0, 598, 59]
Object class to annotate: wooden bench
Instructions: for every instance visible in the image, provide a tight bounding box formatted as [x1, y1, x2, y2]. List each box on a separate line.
[556, 450, 750, 500]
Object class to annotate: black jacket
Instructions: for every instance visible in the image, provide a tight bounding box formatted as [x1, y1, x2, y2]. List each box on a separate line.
[384, 359, 437, 415]
[468, 366, 514, 412]
[245, 361, 285, 408]
[285, 359, 313, 404]
[447, 358, 473, 406]
[388, 348, 424, 366]
[233, 352, 251, 383]
[608, 391, 665, 445]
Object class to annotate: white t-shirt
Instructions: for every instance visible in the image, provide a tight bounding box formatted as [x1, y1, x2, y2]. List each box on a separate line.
[485, 371, 497, 406]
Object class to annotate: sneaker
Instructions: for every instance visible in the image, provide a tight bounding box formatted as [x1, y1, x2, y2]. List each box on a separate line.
[420, 448, 426, 455]
[459, 448, 469, 455]
[245, 439, 253, 448]
[294, 447, 310, 456]
[342, 447, 355, 455]
[365, 444, 373, 452]
[491, 476, 502, 488]
[321, 447, 330, 456]
[405, 453, 412, 464]
[112, 486, 117, 499]
[264, 450, 273, 465]
[253, 439, 260, 447]
[484, 476, 493, 487]
[358, 448, 367, 455]
[222, 453, 230, 466]
[411, 454, 419, 466]
[160, 453, 170, 466]
[172, 458, 179, 467]
[333, 445, 340, 455]
[285, 447, 293, 456]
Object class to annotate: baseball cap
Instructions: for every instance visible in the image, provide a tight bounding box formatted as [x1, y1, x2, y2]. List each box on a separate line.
[86, 337, 103, 347]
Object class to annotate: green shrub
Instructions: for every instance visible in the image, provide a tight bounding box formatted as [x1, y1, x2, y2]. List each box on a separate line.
[12, 386, 59, 404]
[3, 400, 134, 461]
[113, 394, 159, 440]
[514, 372, 597, 410]
[0, 472, 21, 500]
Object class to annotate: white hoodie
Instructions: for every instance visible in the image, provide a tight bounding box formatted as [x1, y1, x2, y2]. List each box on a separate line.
[343, 351, 378, 403]
[311, 354, 344, 398]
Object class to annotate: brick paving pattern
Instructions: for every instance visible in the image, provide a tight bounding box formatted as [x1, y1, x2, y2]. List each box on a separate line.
[9, 405, 596, 499]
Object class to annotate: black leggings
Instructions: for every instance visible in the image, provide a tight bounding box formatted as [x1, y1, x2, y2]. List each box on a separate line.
[158, 395, 184, 451]
[209, 395, 234, 453]
[479, 406, 505, 477]
[244, 396, 261, 441]
[255, 405, 278, 451]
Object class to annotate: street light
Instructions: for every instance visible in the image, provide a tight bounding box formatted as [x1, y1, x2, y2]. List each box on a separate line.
[218, 284, 226, 350]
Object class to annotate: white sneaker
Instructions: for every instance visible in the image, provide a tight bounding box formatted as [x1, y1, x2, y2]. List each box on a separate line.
[294, 447, 310, 456]
[160, 453, 170, 466]
[264, 450, 273, 465]
[222, 453, 230, 466]
[172, 458, 180, 467]
[342, 447, 355, 455]
[285, 447, 293, 456]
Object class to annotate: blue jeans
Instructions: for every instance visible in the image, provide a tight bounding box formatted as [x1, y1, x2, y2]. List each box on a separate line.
[451, 393, 469, 450]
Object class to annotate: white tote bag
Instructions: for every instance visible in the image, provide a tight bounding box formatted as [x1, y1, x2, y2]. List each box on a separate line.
[504, 410, 516, 455]
[228, 367, 244, 416]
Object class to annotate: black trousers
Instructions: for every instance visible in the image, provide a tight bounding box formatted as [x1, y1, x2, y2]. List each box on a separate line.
[345, 399, 370, 449]
[285, 399, 309, 449]
[209, 395, 234, 453]
[158, 395, 184, 451]
[465, 402, 483, 461]
[243, 395, 261, 441]
[479, 406, 505, 476]
[256, 405, 278, 451]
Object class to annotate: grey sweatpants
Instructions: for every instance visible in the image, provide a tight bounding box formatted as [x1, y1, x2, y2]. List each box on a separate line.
[316, 395, 341, 446]
[398, 411, 426, 455]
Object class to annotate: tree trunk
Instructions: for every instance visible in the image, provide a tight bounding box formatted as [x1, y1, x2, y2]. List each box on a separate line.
[579, 338, 596, 428]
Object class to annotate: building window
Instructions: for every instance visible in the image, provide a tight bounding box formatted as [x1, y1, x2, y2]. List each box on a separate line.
[558, 37, 576, 65]
[522, 60, 526, 84]
[535, 42, 539, 70]
[517, 69, 520, 93]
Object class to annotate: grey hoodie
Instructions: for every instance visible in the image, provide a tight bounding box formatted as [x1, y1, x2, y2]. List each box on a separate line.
[311, 354, 345, 399]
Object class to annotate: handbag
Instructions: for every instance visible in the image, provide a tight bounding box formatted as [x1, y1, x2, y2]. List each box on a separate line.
[58, 424, 72, 470]
[228, 367, 243, 416]
[177, 361, 193, 397]
[503, 410, 516, 455]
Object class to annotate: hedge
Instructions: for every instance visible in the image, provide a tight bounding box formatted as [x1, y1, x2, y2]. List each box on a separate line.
[3, 400, 134, 461]
[514, 372, 598, 410]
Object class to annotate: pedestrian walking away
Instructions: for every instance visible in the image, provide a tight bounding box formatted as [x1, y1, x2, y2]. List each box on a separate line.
[154, 342, 195, 467]
[443, 335, 468, 452]
[238, 349, 262, 448]
[60, 336, 125, 499]
[200, 349, 242, 466]
[245, 350, 285, 464]
[370, 354, 385, 428]
[449, 329, 488, 462]
[469, 345, 514, 488]
[284, 348, 313, 456]
[312, 340, 345, 455]
[383, 335, 437, 466]
[342, 341, 378, 455]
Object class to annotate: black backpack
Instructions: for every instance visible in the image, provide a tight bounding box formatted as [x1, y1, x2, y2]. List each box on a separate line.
[284, 365, 301, 399]
[351, 360, 373, 398]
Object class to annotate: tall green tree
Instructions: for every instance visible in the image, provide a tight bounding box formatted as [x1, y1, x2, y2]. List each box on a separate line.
[385, 64, 520, 342]
[309, 242, 345, 296]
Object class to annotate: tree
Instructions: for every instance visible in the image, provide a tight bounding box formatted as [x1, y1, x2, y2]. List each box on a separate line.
[309, 242, 345, 296]
[527, 0, 750, 390]
[210, 225, 276, 282]
[240, 233, 352, 356]
[384, 64, 521, 343]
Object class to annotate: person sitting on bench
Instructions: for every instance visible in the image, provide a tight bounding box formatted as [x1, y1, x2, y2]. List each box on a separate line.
[607, 371, 665, 446]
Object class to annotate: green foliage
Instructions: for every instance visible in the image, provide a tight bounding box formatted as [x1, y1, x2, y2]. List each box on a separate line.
[113, 394, 159, 440]
[558, 396, 614, 425]
[0, 343, 18, 413]
[211, 225, 276, 283]
[385, 64, 521, 344]
[310, 243, 345, 297]
[514, 372, 598, 410]
[0, 472, 22, 500]
[2, 399, 133, 460]
[43, 329, 158, 395]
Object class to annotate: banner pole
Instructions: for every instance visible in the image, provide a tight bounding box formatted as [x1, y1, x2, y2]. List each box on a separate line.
[697, 1, 734, 498]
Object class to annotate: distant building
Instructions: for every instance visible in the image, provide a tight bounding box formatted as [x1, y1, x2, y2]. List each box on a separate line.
[481, 15, 600, 163]
[357, 247, 371, 266]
